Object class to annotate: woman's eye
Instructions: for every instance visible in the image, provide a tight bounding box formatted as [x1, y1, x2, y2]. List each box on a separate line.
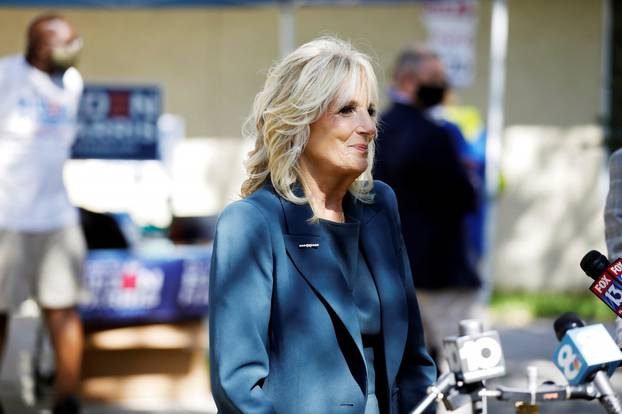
[368, 107, 377, 117]
[338, 105, 356, 115]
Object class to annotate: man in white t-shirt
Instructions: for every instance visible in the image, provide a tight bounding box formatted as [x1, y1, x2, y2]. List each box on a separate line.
[0, 14, 85, 414]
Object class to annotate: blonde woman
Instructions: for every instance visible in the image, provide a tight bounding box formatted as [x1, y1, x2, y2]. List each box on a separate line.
[209, 37, 436, 414]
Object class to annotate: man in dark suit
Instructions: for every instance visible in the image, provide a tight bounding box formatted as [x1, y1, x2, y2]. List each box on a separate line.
[605, 149, 622, 345]
[375, 48, 482, 368]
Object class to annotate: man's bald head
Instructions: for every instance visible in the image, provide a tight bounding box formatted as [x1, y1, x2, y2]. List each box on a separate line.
[391, 47, 448, 108]
[26, 14, 79, 74]
[392, 48, 445, 87]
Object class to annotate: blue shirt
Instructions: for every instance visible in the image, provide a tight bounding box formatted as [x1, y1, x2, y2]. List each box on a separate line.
[320, 218, 382, 413]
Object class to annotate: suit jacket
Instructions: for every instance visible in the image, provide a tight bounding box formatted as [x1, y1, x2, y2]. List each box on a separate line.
[606, 149, 622, 259]
[605, 149, 622, 343]
[208, 180, 436, 414]
[375, 102, 479, 290]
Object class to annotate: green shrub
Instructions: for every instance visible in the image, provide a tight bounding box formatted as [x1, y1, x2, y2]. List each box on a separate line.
[490, 291, 615, 322]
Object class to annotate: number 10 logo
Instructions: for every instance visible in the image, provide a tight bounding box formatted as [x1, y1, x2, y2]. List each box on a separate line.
[460, 336, 503, 371]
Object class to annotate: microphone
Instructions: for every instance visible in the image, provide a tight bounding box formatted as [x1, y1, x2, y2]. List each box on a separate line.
[442, 319, 506, 384]
[413, 320, 506, 414]
[553, 313, 621, 384]
[552, 313, 622, 414]
[580, 250, 622, 317]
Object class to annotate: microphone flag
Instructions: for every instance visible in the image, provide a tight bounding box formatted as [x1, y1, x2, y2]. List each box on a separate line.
[553, 323, 622, 385]
[590, 258, 622, 317]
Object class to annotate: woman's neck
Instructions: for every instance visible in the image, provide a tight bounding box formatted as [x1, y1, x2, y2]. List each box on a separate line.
[299, 168, 353, 223]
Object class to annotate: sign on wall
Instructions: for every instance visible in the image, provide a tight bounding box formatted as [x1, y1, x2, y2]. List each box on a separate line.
[71, 85, 161, 160]
[423, 0, 479, 89]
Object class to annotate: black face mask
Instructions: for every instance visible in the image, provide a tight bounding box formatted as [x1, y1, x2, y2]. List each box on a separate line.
[50, 37, 83, 72]
[416, 84, 447, 109]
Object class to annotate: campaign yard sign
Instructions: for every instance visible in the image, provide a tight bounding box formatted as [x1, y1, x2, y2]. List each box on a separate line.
[79, 246, 211, 325]
[72, 85, 161, 160]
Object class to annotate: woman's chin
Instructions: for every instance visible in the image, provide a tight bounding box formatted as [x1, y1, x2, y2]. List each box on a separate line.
[338, 163, 368, 179]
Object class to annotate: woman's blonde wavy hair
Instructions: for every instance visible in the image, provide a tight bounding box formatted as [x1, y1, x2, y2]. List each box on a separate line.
[240, 36, 379, 206]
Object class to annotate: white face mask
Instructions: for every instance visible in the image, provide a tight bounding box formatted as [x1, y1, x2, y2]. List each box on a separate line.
[50, 37, 83, 71]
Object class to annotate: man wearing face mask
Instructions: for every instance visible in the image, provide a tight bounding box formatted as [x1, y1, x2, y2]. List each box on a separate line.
[418, 53, 477, 170]
[0, 14, 85, 414]
[375, 48, 482, 373]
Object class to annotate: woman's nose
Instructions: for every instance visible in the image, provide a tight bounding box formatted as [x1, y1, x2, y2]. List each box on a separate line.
[358, 110, 377, 140]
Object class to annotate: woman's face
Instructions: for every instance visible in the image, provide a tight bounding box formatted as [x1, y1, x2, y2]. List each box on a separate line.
[301, 84, 377, 182]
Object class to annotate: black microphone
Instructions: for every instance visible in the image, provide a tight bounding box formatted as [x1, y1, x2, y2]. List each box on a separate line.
[553, 312, 584, 341]
[553, 313, 622, 414]
[581, 250, 612, 280]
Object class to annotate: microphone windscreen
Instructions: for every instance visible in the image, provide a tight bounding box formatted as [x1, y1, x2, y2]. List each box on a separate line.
[553, 312, 585, 341]
[581, 250, 610, 280]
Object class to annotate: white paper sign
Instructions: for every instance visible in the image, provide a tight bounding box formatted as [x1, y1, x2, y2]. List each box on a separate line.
[423, 0, 479, 88]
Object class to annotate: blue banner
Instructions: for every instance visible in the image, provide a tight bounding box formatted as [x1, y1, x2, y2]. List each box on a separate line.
[0, 0, 424, 6]
[71, 84, 161, 160]
[0, 0, 271, 5]
[79, 246, 211, 325]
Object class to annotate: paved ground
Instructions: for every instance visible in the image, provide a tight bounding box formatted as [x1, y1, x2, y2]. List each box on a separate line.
[2, 318, 621, 413]
[482, 319, 622, 414]
[0, 312, 217, 414]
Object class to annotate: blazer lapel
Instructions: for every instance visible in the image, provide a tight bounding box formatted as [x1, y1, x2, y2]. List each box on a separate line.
[355, 199, 409, 389]
[280, 197, 366, 376]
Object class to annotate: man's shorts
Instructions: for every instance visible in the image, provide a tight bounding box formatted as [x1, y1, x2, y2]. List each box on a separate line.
[0, 225, 86, 311]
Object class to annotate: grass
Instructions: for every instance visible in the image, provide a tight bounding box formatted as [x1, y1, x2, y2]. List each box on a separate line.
[490, 291, 616, 322]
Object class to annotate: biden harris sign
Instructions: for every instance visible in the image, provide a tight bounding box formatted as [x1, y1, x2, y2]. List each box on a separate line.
[79, 247, 211, 325]
[72, 85, 161, 160]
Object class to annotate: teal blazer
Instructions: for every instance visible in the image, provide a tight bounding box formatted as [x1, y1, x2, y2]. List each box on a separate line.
[209, 180, 436, 414]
